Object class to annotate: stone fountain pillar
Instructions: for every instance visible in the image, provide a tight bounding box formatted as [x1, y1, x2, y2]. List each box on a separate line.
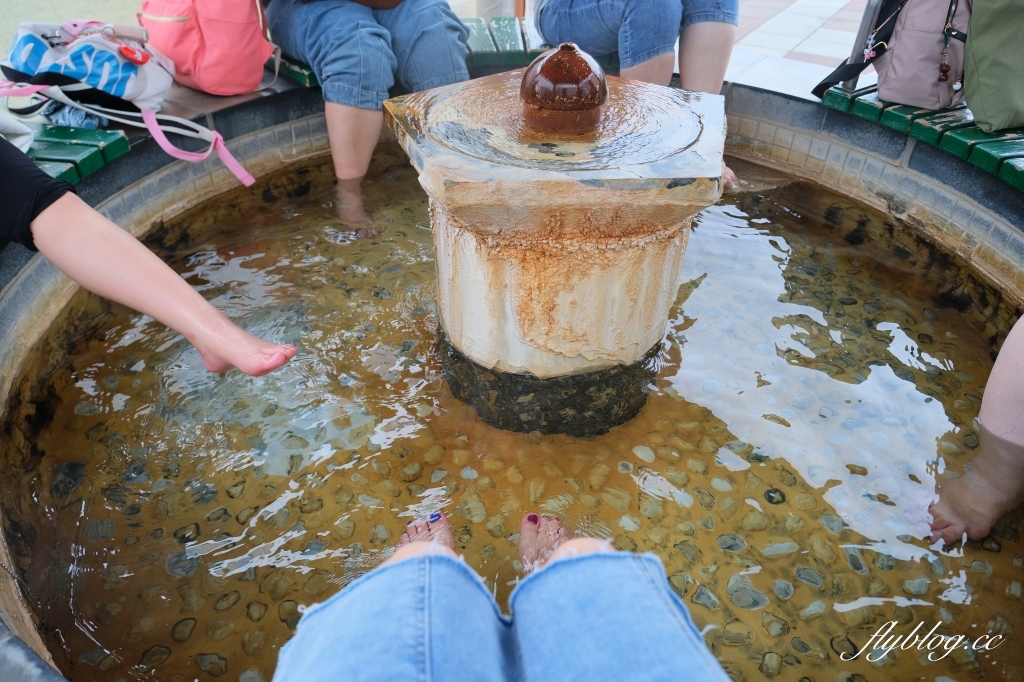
[384, 44, 725, 436]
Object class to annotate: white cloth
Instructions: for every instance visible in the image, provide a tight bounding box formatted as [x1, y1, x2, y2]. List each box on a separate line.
[0, 111, 33, 152]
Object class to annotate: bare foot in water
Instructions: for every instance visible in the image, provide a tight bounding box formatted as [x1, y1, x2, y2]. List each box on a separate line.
[335, 177, 375, 228]
[929, 420, 1024, 544]
[519, 514, 611, 573]
[723, 163, 736, 187]
[383, 511, 457, 566]
[188, 308, 297, 377]
[929, 472, 1012, 544]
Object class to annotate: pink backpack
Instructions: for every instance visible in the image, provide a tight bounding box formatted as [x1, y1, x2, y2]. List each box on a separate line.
[139, 0, 275, 96]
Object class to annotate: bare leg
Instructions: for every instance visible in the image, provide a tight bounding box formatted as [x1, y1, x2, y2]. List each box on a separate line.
[30, 194, 297, 377]
[931, 320, 1024, 543]
[679, 21, 737, 185]
[381, 511, 458, 567]
[620, 52, 675, 86]
[519, 514, 612, 573]
[325, 102, 382, 227]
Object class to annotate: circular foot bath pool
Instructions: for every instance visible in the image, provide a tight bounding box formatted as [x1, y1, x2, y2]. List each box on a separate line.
[1, 146, 1021, 681]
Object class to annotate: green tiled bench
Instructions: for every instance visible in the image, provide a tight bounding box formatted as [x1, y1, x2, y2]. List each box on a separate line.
[273, 16, 618, 88]
[822, 85, 1024, 192]
[25, 125, 129, 185]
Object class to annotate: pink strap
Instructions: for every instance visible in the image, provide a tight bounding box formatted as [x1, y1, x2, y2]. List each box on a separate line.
[0, 83, 49, 97]
[141, 109, 255, 187]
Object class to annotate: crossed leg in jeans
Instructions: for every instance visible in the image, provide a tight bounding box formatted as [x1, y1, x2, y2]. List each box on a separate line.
[272, 512, 730, 682]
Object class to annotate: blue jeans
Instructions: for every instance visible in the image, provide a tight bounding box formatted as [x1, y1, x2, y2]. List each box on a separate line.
[266, 0, 469, 109]
[539, 0, 740, 69]
[272, 552, 730, 682]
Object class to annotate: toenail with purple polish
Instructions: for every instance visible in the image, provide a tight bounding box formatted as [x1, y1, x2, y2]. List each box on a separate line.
[527, 514, 539, 523]
[429, 512, 442, 523]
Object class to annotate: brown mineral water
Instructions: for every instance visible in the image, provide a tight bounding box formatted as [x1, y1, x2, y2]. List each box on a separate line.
[1, 148, 1021, 682]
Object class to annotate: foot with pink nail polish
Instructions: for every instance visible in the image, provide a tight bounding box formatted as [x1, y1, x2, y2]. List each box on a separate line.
[518, 514, 611, 574]
[382, 511, 457, 567]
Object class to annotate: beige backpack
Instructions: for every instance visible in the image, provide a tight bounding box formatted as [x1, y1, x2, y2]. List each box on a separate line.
[874, 0, 971, 109]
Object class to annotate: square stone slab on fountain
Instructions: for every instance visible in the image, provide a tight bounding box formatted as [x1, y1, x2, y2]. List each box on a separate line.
[384, 70, 726, 234]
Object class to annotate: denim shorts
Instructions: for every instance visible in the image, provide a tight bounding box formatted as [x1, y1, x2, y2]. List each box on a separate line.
[538, 0, 740, 69]
[266, 0, 469, 109]
[272, 551, 730, 682]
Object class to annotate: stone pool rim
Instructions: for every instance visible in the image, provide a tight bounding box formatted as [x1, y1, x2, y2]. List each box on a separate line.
[0, 80, 1022, 678]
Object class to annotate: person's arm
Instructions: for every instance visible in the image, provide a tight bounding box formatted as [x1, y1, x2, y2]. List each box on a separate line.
[30, 194, 296, 376]
[0, 135, 295, 376]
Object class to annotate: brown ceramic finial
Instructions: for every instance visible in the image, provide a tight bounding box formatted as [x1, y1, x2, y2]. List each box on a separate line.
[520, 43, 608, 133]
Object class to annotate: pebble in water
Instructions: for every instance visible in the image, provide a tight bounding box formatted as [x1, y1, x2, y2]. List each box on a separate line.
[740, 511, 770, 531]
[717, 534, 748, 552]
[601, 488, 631, 511]
[762, 542, 799, 557]
[722, 620, 753, 645]
[486, 515, 506, 538]
[845, 547, 869, 575]
[171, 618, 196, 642]
[206, 620, 233, 640]
[711, 477, 732, 492]
[694, 488, 715, 509]
[819, 514, 843, 535]
[244, 629, 266, 656]
[138, 645, 171, 670]
[798, 601, 825, 620]
[759, 652, 782, 678]
[761, 612, 790, 637]
[632, 446, 655, 463]
[795, 567, 823, 588]
[674, 540, 701, 563]
[196, 653, 227, 677]
[904, 578, 930, 595]
[727, 574, 769, 609]
[691, 585, 720, 611]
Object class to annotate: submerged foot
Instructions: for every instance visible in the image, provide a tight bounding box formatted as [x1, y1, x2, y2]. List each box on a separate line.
[383, 511, 457, 566]
[334, 178, 375, 228]
[191, 310, 297, 377]
[722, 163, 736, 187]
[930, 469, 1016, 544]
[519, 514, 575, 573]
[397, 511, 456, 550]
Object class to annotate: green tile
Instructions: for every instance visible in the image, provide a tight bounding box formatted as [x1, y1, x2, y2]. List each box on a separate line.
[276, 55, 318, 87]
[822, 85, 876, 113]
[464, 17, 500, 67]
[522, 15, 551, 57]
[968, 139, 1024, 174]
[910, 107, 976, 146]
[29, 142, 103, 179]
[997, 157, 1024, 191]
[939, 127, 1024, 159]
[34, 160, 81, 184]
[880, 104, 948, 134]
[33, 125, 129, 162]
[851, 91, 889, 122]
[488, 17, 527, 65]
